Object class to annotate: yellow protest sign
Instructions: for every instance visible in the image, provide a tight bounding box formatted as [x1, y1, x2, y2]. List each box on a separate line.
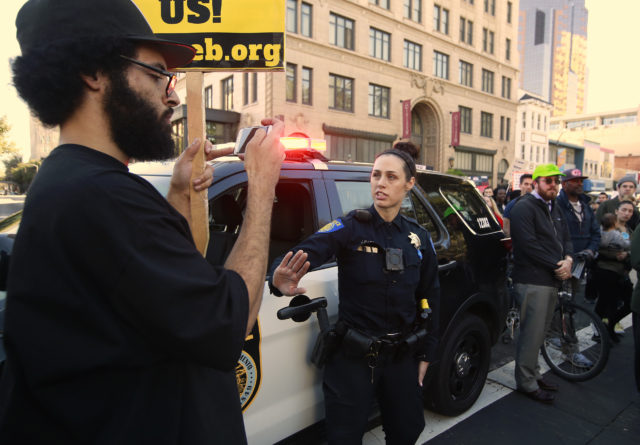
[132, 0, 285, 71]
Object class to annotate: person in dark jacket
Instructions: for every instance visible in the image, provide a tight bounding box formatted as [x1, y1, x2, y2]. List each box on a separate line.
[629, 228, 640, 391]
[596, 174, 640, 230]
[556, 168, 601, 303]
[510, 164, 574, 404]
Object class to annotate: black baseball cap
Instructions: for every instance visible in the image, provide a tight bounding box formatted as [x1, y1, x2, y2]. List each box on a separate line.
[16, 0, 196, 69]
[561, 168, 588, 182]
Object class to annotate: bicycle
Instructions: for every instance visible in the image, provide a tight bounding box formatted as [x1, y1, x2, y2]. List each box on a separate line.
[540, 259, 610, 382]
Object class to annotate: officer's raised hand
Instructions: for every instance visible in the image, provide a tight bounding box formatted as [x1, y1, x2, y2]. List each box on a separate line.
[273, 250, 310, 296]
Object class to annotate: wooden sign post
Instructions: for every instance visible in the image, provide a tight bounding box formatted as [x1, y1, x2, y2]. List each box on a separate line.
[186, 72, 209, 256]
[130, 1, 285, 257]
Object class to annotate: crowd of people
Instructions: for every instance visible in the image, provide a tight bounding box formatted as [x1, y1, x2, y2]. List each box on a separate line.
[485, 166, 640, 404]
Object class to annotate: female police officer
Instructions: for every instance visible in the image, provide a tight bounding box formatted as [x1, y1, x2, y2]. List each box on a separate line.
[269, 144, 440, 444]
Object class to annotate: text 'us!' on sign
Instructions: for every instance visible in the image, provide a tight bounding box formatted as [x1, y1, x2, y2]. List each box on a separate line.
[132, 0, 285, 71]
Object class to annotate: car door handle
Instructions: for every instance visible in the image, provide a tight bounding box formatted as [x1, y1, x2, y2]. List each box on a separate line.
[438, 260, 457, 272]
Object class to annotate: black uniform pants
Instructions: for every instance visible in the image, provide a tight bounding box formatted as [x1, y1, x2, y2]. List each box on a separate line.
[323, 349, 425, 445]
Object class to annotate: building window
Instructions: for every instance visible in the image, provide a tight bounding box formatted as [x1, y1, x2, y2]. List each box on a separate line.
[221, 76, 233, 110]
[484, 0, 495, 16]
[433, 5, 449, 34]
[301, 2, 312, 37]
[521, 144, 525, 159]
[370, 0, 390, 9]
[460, 18, 473, 45]
[172, 120, 185, 154]
[481, 69, 494, 94]
[404, 0, 422, 23]
[287, 1, 313, 37]
[535, 10, 545, 45]
[243, 73, 249, 105]
[522, 111, 526, 128]
[403, 40, 422, 71]
[537, 114, 541, 130]
[330, 13, 355, 50]
[286, 0, 298, 33]
[481, 111, 493, 137]
[501, 76, 511, 99]
[252, 73, 258, 103]
[433, 51, 449, 80]
[329, 73, 353, 112]
[507, 1, 513, 24]
[302, 67, 312, 105]
[204, 85, 213, 109]
[368, 83, 390, 118]
[500, 116, 511, 141]
[482, 28, 494, 54]
[286, 63, 297, 102]
[370, 27, 391, 61]
[498, 159, 509, 182]
[459, 106, 472, 134]
[505, 38, 511, 61]
[459, 60, 473, 87]
[455, 150, 493, 175]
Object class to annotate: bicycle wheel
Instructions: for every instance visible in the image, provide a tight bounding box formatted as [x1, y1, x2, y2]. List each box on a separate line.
[541, 302, 610, 382]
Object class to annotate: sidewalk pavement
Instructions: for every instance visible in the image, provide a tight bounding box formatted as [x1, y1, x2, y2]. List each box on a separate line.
[424, 315, 639, 445]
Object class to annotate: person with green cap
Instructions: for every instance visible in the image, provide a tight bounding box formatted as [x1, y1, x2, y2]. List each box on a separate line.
[510, 163, 575, 404]
[0, 1, 287, 443]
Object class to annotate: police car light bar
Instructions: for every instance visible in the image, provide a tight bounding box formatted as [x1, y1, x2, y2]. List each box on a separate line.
[211, 137, 327, 153]
[280, 137, 327, 151]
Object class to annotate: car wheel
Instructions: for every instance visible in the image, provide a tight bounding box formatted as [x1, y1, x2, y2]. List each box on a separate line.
[424, 313, 491, 416]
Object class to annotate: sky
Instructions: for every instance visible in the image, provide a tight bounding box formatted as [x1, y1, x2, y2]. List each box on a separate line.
[1, 0, 639, 161]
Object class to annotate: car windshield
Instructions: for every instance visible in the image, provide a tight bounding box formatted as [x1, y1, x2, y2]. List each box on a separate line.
[140, 175, 171, 197]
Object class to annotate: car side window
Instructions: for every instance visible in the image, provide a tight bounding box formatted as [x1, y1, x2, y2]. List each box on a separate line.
[334, 181, 372, 214]
[440, 184, 499, 233]
[269, 182, 315, 264]
[407, 191, 438, 240]
[205, 181, 315, 267]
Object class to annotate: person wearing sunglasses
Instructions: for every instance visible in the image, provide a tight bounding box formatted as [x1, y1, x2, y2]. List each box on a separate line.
[509, 164, 574, 404]
[1, 1, 286, 444]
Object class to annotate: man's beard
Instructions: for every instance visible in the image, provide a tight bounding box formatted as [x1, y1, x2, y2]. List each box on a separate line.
[104, 71, 176, 161]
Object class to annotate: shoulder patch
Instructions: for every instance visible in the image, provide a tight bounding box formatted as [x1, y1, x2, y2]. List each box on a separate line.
[318, 219, 344, 233]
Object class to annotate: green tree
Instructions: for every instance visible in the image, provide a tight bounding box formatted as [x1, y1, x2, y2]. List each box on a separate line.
[0, 115, 20, 159]
[7, 161, 40, 193]
[1, 116, 22, 180]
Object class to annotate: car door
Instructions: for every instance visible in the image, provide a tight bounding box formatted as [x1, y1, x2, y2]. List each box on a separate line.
[206, 168, 340, 444]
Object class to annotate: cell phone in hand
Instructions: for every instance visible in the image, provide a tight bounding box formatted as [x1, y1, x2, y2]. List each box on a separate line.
[234, 125, 272, 155]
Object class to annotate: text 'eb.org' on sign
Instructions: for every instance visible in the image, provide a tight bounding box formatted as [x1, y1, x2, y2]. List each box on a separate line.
[132, 0, 285, 71]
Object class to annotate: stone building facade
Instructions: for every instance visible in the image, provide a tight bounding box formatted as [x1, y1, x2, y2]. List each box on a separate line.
[172, 0, 518, 185]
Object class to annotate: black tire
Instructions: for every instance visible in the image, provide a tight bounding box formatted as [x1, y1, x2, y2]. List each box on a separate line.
[541, 302, 610, 382]
[424, 313, 491, 416]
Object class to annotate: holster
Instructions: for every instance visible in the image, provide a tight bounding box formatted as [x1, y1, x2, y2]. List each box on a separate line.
[341, 328, 375, 359]
[311, 329, 341, 368]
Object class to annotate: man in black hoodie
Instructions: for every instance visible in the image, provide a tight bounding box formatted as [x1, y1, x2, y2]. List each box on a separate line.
[510, 164, 574, 404]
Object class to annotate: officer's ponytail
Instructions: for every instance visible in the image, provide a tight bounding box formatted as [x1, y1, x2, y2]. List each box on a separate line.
[376, 141, 418, 181]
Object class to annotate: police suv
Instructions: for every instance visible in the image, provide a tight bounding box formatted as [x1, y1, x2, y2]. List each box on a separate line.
[0, 142, 509, 444]
[127, 140, 509, 443]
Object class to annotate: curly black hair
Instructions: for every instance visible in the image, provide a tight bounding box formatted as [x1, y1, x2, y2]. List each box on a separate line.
[12, 37, 136, 127]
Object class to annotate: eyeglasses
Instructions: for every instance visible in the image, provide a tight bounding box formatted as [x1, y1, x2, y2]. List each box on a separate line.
[119, 55, 177, 97]
[542, 177, 561, 185]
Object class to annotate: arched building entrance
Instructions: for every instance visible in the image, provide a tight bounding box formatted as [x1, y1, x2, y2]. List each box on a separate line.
[410, 101, 442, 170]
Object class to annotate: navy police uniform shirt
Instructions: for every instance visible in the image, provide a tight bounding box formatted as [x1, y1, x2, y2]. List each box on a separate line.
[270, 205, 440, 361]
